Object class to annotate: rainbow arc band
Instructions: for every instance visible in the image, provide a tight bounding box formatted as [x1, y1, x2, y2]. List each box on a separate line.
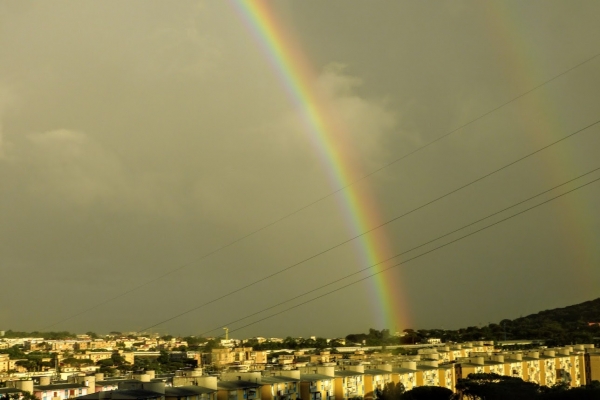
[231, 0, 406, 329]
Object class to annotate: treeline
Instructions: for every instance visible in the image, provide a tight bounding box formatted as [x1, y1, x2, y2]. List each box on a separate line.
[4, 298, 599, 350]
[454, 373, 600, 400]
[242, 337, 345, 351]
[378, 375, 600, 400]
[1, 330, 77, 340]
[342, 298, 600, 348]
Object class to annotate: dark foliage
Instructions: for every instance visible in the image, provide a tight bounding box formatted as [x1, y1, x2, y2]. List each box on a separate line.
[456, 374, 600, 400]
[379, 382, 405, 400]
[399, 386, 453, 400]
[2, 330, 76, 340]
[456, 373, 541, 400]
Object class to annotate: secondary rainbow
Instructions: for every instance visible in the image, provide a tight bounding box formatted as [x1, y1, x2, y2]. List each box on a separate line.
[230, 0, 410, 331]
[485, 3, 597, 293]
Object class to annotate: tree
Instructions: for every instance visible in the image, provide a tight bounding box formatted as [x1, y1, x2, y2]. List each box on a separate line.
[314, 337, 328, 349]
[62, 357, 94, 367]
[456, 373, 541, 400]
[111, 353, 127, 366]
[97, 359, 115, 367]
[13, 391, 36, 400]
[399, 386, 453, 400]
[184, 336, 208, 349]
[0, 345, 26, 359]
[15, 360, 38, 372]
[203, 339, 223, 352]
[283, 337, 298, 349]
[379, 382, 405, 400]
[537, 380, 600, 400]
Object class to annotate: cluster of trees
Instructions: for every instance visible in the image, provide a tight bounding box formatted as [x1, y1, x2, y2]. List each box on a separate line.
[3, 299, 599, 357]
[379, 382, 453, 400]
[0, 346, 56, 372]
[1, 330, 76, 340]
[376, 376, 600, 400]
[1, 391, 37, 400]
[243, 336, 344, 351]
[72, 350, 197, 375]
[344, 328, 448, 347]
[429, 298, 600, 346]
[455, 373, 600, 400]
[94, 352, 134, 374]
[131, 351, 197, 373]
[341, 298, 600, 348]
[347, 328, 393, 346]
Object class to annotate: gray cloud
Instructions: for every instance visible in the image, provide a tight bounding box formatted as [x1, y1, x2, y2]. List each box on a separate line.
[1, 0, 599, 337]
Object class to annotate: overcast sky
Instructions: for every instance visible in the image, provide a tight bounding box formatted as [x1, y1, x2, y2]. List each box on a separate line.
[1, 0, 599, 339]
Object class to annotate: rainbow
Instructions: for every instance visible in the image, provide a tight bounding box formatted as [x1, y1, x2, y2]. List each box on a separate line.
[230, 0, 410, 332]
[484, 3, 597, 293]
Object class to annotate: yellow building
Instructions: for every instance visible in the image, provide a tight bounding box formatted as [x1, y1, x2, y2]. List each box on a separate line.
[363, 368, 392, 400]
[166, 386, 217, 400]
[217, 381, 261, 400]
[260, 375, 300, 400]
[584, 347, 600, 384]
[391, 362, 419, 392]
[333, 370, 365, 400]
[299, 373, 334, 400]
[415, 363, 440, 387]
[438, 364, 455, 391]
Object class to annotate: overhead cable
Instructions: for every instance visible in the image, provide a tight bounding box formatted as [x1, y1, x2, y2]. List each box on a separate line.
[199, 166, 600, 336]
[139, 119, 600, 331]
[41, 52, 600, 331]
[226, 176, 600, 335]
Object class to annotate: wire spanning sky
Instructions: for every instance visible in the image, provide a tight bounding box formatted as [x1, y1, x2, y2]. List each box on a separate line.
[1, 1, 599, 338]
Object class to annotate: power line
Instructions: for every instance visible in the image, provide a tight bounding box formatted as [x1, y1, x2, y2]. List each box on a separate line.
[225, 176, 600, 335]
[40, 51, 600, 331]
[139, 118, 600, 332]
[198, 166, 600, 336]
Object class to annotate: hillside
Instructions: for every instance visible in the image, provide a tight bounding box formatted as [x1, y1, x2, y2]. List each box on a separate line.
[419, 297, 600, 346]
[498, 297, 600, 344]
[511, 297, 600, 326]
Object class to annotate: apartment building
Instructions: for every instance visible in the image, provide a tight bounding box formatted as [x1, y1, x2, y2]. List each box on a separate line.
[72, 352, 112, 363]
[216, 381, 261, 400]
[333, 369, 365, 400]
[204, 348, 267, 368]
[299, 374, 334, 400]
[260, 375, 300, 400]
[585, 347, 600, 383]
[165, 386, 216, 400]
[391, 362, 418, 392]
[0, 353, 20, 372]
[34, 383, 90, 400]
[363, 367, 392, 399]
[3, 340, 598, 400]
